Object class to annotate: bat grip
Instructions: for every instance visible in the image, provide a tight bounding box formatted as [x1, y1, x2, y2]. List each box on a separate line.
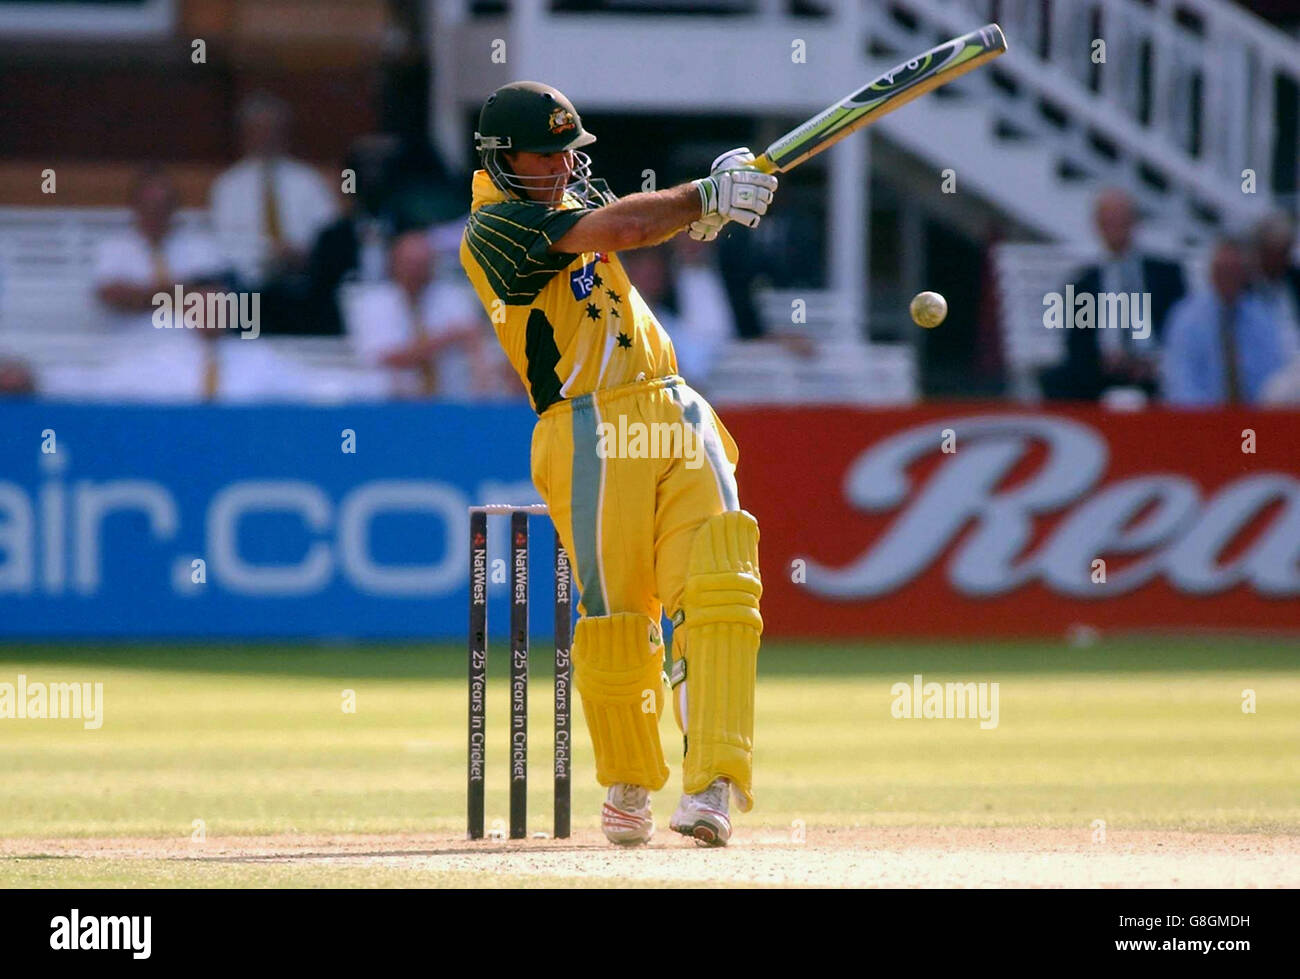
[750, 153, 779, 174]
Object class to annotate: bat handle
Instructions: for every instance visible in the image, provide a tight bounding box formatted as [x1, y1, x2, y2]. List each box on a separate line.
[750, 153, 779, 175]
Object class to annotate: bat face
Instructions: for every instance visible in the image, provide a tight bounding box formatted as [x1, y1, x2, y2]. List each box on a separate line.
[863, 50, 951, 98]
[756, 24, 1008, 174]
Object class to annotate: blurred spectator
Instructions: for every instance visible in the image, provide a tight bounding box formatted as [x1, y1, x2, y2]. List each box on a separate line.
[430, 216, 472, 275]
[344, 231, 503, 399]
[1161, 237, 1287, 406]
[1262, 359, 1300, 404]
[49, 324, 313, 404]
[383, 138, 469, 232]
[1040, 188, 1186, 401]
[93, 167, 226, 332]
[210, 92, 339, 334]
[717, 202, 821, 340]
[621, 247, 686, 352]
[307, 134, 403, 337]
[0, 358, 36, 397]
[623, 238, 732, 388]
[1250, 212, 1300, 358]
[668, 235, 734, 383]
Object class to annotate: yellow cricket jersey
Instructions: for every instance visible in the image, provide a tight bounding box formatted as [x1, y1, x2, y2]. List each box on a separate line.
[459, 170, 678, 413]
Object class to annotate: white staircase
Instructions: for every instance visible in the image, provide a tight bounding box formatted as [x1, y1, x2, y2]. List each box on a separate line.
[875, 0, 1300, 245]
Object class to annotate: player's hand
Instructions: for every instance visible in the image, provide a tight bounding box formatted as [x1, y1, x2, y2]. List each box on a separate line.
[688, 212, 726, 242]
[693, 166, 777, 230]
[689, 148, 758, 240]
[711, 147, 757, 174]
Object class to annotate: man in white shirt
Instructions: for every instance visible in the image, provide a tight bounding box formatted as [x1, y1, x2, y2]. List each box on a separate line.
[620, 242, 732, 390]
[668, 234, 736, 386]
[344, 230, 507, 399]
[93, 168, 226, 333]
[210, 92, 338, 328]
[1252, 212, 1300, 359]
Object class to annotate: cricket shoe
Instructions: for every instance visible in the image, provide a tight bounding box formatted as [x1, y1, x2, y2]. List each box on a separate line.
[602, 783, 654, 846]
[670, 778, 732, 847]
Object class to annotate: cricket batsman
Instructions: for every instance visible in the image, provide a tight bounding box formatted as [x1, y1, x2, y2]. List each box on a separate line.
[460, 81, 775, 846]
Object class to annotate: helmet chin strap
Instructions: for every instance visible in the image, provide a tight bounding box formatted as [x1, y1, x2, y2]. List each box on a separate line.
[483, 150, 616, 207]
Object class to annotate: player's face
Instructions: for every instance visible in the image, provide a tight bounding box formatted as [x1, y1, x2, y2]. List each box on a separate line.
[506, 150, 574, 205]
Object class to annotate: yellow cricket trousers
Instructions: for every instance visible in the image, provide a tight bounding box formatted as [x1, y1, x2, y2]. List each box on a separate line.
[530, 374, 740, 627]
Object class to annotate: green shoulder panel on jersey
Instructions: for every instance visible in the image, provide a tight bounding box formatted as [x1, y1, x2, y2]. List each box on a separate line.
[465, 201, 588, 304]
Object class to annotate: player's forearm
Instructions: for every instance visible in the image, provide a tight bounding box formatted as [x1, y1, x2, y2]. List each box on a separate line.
[552, 184, 699, 254]
[616, 185, 703, 249]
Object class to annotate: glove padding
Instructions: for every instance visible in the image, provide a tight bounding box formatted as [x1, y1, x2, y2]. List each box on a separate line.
[688, 212, 726, 242]
[689, 147, 758, 241]
[711, 147, 758, 174]
[692, 146, 776, 230]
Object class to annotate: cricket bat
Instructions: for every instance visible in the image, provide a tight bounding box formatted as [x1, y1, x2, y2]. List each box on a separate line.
[752, 24, 1008, 174]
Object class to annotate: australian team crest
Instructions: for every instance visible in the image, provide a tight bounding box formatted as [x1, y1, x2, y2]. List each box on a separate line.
[548, 107, 576, 135]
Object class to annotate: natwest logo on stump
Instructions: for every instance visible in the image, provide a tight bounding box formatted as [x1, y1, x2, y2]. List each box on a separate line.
[723, 407, 1300, 637]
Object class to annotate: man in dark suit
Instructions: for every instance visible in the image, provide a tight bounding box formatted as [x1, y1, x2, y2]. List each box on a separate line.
[305, 135, 401, 337]
[1251, 212, 1300, 360]
[1040, 188, 1186, 400]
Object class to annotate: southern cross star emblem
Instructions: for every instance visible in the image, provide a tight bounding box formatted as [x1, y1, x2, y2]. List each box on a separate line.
[616, 332, 632, 349]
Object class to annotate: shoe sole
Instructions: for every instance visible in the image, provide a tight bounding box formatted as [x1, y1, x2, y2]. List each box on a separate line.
[602, 823, 654, 847]
[603, 828, 654, 846]
[671, 819, 729, 848]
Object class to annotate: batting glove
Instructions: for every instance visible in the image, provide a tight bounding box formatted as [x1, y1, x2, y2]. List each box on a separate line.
[689, 147, 765, 241]
[711, 147, 757, 174]
[692, 146, 777, 230]
[688, 212, 727, 242]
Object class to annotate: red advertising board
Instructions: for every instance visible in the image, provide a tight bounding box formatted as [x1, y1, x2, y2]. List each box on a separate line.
[722, 405, 1300, 637]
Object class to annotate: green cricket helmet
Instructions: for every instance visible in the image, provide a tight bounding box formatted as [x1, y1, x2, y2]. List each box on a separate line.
[474, 81, 614, 205]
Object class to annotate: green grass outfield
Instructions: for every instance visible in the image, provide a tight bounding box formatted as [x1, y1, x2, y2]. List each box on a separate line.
[1, 638, 1298, 886]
